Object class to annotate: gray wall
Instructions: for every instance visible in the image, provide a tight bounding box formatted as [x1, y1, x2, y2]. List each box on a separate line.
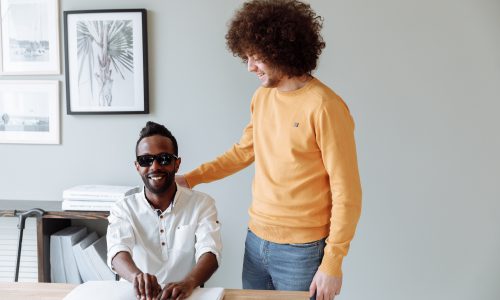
[1, 0, 499, 299]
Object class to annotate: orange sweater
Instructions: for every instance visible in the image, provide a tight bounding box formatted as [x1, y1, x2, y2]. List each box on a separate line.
[185, 78, 362, 276]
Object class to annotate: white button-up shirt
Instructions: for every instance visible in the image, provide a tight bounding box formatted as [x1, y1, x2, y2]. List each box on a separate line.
[106, 185, 222, 284]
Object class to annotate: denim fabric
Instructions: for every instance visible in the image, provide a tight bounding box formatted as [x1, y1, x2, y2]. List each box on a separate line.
[242, 229, 325, 292]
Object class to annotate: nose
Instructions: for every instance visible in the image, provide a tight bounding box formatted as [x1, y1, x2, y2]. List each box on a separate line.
[150, 158, 162, 170]
[247, 57, 257, 72]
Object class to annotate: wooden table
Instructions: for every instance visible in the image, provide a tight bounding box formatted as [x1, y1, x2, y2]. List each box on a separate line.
[224, 289, 309, 299]
[0, 282, 311, 299]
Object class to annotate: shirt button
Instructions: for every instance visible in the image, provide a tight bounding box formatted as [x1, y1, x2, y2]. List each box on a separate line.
[160, 229, 164, 233]
[161, 242, 165, 246]
[160, 215, 163, 219]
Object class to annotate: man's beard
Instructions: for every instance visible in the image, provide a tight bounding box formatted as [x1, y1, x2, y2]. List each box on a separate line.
[141, 170, 175, 195]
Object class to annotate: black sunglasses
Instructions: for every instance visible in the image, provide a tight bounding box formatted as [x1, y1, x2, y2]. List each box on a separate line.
[136, 153, 178, 167]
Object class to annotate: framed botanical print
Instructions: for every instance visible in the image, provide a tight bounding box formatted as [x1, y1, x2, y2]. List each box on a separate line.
[64, 9, 149, 114]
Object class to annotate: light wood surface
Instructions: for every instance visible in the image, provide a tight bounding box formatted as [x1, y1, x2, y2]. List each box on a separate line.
[0, 282, 310, 300]
[2, 282, 74, 300]
[224, 288, 310, 299]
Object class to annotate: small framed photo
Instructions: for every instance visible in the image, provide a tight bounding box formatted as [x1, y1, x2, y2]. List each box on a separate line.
[0, 0, 60, 74]
[0, 80, 60, 144]
[64, 9, 149, 114]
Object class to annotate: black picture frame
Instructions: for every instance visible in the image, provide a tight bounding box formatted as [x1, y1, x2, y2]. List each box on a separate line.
[64, 9, 149, 114]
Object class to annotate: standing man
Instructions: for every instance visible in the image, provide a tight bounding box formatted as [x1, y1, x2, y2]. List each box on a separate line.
[108, 121, 222, 300]
[177, 0, 362, 299]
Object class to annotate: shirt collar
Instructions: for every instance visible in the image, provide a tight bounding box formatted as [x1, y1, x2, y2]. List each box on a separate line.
[140, 183, 183, 214]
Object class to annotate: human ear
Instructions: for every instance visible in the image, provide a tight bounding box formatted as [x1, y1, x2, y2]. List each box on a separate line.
[174, 157, 181, 173]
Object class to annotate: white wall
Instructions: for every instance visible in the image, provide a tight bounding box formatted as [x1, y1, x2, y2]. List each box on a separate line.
[1, 0, 499, 299]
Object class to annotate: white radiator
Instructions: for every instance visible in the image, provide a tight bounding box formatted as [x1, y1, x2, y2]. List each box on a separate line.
[0, 217, 38, 282]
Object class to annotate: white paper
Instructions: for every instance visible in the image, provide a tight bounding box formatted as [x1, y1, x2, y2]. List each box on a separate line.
[63, 281, 133, 300]
[63, 281, 224, 300]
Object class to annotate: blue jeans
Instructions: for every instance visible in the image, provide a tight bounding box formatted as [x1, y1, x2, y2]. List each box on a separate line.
[242, 229, 325, 291]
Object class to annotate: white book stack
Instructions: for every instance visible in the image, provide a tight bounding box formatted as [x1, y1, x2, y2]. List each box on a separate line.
[84, 236, 115, 280]
[62, 185, 140, 211]
[73, 232, 100, 282]
[73, 233, 115, 281]
[52, 228, 116, 283]
[50, 226, 88, 283]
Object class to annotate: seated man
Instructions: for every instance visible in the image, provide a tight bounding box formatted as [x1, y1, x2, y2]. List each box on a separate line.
[107, 121, 222, 300]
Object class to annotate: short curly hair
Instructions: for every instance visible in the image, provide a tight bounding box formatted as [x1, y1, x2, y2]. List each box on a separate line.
[226, 0, 325, 77]
[136, 121, 178, 156]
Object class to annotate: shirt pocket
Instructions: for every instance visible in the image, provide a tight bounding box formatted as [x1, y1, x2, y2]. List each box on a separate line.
[172, 224, 196, 251]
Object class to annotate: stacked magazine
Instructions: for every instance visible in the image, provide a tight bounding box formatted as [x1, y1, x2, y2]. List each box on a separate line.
[62, 185, 140, 211]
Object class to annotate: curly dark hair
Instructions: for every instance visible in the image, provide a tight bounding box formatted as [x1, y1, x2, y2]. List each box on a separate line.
[136, 121, 178, 156]
[226, 0, 326, 77]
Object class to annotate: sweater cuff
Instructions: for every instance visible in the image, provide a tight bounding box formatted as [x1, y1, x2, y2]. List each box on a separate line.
[184, 169, 204, 188]
[318, 253, 344, 277]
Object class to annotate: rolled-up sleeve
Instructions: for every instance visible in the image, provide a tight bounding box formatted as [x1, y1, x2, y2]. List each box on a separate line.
[106, 203, 136, 271]
[194, 196, 223, 265]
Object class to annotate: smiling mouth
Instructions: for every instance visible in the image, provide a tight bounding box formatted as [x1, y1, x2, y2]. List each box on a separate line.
[148, 174, 166, 181]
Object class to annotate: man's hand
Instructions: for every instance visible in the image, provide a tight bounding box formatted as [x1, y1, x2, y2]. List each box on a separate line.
[133, 272, 161, 300]
[111, 252, 161, 300]
[156, 279, 197, 300]
[156, 252, 218, 299]
[309, 270, 342, 300]
[175, 175, 190, 188]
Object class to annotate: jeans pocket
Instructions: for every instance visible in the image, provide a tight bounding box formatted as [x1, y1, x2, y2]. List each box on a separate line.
[287, 239, 325, 258]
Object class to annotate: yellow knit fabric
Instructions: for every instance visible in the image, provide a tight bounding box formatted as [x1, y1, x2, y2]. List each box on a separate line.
[185, 78, 362, 276]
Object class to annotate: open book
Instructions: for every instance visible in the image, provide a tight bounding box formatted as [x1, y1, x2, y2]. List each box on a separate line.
[63, 281, 224, 300]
